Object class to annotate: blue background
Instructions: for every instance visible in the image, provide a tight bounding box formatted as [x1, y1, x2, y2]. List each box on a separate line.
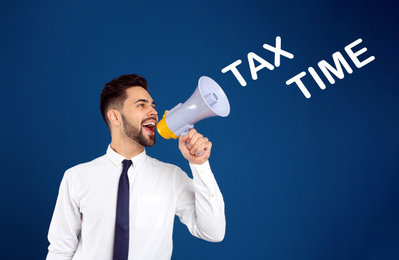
[1, 0, 398, 259]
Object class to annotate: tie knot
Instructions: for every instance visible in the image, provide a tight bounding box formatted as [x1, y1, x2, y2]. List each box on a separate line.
[122, 159, 132, 170]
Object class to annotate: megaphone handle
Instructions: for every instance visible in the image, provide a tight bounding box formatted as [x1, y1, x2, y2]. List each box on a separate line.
[181, 131, 205, 157]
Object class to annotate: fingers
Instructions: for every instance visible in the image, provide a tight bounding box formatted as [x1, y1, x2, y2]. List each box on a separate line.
[180, 129, 212, 158]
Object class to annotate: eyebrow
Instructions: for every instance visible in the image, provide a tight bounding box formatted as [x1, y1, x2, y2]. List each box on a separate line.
[134, 99, 156, 106]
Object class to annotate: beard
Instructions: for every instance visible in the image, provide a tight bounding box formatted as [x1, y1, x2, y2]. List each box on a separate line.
[121, 113, 156, 147]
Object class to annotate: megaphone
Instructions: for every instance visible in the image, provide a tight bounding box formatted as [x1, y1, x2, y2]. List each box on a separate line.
[157, 76, 230, 139]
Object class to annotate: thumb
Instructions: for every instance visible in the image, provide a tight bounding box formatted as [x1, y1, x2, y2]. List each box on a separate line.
[179, 134, 189, 143]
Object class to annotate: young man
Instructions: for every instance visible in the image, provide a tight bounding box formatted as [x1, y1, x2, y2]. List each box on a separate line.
[46, 74, 226, 260]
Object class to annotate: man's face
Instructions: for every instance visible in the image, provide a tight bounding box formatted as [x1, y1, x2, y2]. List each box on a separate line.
[120, 87, 158, 147]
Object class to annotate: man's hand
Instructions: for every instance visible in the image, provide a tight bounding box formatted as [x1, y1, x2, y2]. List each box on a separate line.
[179, 129, 212, 165]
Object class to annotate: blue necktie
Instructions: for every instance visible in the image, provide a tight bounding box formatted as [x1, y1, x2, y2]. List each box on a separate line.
[113, 159, 132, 260]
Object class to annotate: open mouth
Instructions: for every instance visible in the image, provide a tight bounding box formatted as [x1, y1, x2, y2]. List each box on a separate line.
[142, 122, 156, 134]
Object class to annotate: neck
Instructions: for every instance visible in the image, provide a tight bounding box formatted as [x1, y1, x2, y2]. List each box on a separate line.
[110, 134, 145, 159]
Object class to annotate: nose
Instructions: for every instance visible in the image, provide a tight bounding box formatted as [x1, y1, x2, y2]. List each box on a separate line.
[149, 106, 158, 117]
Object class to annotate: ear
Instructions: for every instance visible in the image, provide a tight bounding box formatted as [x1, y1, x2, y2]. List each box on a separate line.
[107, 109, 122, 127]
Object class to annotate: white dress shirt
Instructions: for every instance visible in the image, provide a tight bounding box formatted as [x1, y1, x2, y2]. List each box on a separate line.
[47, 146, 225, 260]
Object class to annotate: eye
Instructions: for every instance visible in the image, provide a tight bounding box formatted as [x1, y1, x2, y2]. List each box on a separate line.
[138, 103, 144, 108]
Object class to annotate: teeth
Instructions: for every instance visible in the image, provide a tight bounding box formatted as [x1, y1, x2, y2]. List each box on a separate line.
[143, 122, 155, 126]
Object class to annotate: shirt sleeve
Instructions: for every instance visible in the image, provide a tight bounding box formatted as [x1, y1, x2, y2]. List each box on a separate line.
[175, 160, 226, 242]
[46, 170, 81, 260]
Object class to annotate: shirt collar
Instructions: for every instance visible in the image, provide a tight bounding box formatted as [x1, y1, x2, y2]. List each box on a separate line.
[106, 145, 147, 169]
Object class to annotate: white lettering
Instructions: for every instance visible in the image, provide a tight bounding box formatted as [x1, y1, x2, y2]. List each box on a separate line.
[308, 67, 326, 90]
[221, 37, 375, 99]
[263, 36, 294, 67]
[344, 38, 375, 68]
[247, 52, 274, 80]
[286, 72, 311, 98]
[318, 51, 353, 84]
[221, 60, 247, 87]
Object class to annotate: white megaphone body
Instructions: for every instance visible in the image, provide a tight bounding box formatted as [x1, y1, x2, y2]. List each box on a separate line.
[157, 76, 230, 140]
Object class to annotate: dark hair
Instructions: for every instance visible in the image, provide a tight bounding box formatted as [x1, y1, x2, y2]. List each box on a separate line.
[100, 74, 148, 126]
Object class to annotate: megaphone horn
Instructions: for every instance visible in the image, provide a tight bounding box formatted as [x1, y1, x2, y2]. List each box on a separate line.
[157, 76, 230, 139]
